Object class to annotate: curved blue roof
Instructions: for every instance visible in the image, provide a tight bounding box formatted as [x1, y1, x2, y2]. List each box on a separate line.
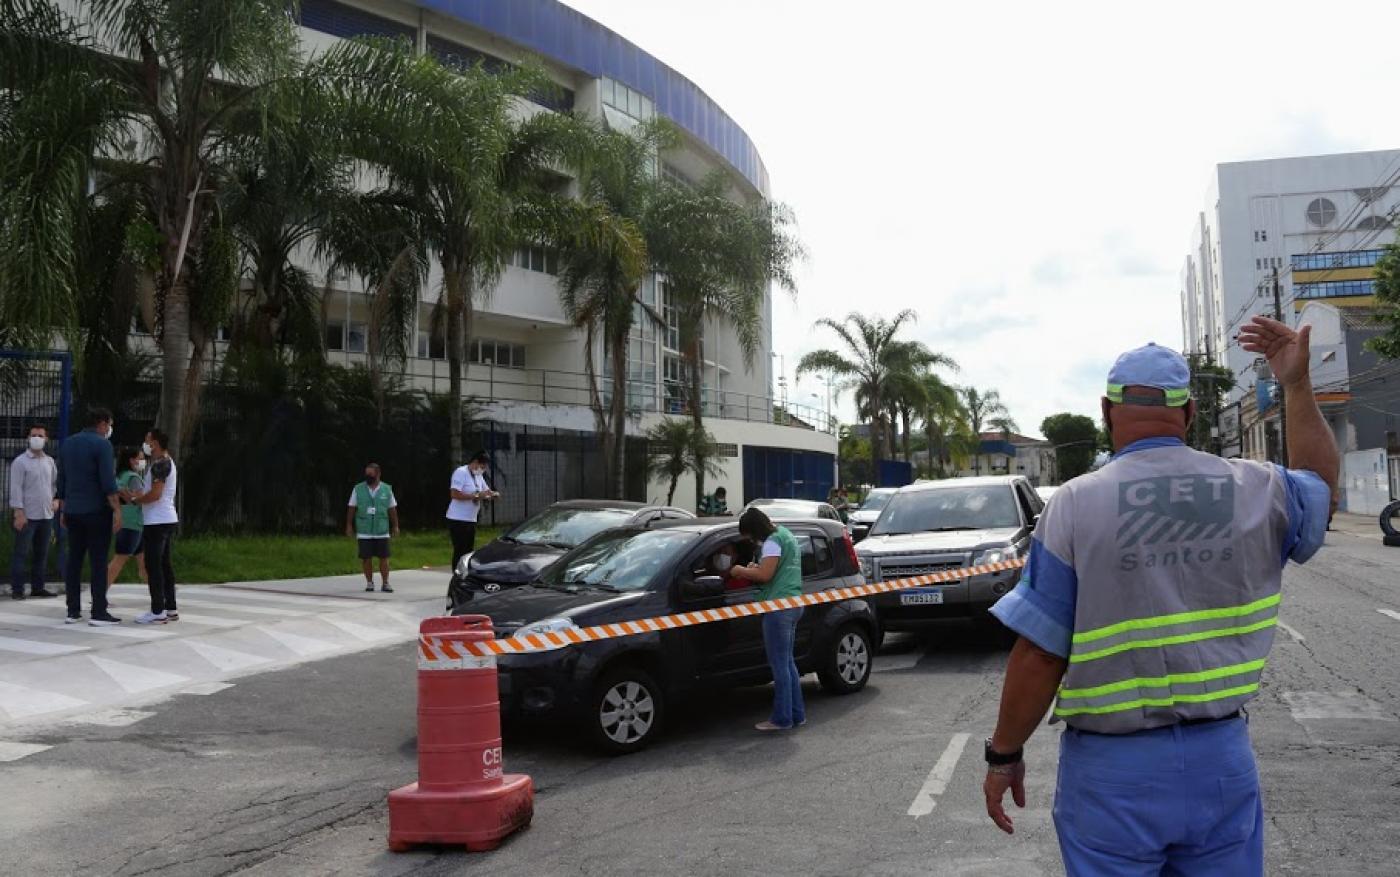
[418, 0, 769, 193]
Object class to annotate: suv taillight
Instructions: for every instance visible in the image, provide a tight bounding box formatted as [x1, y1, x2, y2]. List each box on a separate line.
[841, 532, 860, 575]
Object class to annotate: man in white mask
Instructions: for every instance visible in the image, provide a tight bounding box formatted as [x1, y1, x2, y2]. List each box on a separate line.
[9, 423, 60, 600]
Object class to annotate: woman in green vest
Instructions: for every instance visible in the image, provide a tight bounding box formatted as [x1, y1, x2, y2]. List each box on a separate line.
[107, 446, 147, 585]
[731, 507, 806, 731]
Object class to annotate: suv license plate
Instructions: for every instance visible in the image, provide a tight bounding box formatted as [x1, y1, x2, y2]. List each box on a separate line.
[901, 591, 944, 606]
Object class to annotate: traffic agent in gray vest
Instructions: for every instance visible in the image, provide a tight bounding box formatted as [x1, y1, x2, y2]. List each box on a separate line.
[991, 436, 1330, 734]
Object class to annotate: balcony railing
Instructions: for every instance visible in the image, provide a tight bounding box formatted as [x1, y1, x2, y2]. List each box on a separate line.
[404, 359, 837, 435]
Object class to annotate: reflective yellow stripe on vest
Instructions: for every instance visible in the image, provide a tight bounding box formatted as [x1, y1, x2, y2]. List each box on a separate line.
[1068, 593, 1280, 664]
[1053, 659, 1266, 718]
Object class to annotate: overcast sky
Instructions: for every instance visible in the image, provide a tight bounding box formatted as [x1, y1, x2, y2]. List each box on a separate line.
[565, 0, 1400, 437]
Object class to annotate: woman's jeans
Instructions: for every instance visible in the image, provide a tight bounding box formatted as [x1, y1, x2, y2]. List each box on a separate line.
[762, 607, 806, 727]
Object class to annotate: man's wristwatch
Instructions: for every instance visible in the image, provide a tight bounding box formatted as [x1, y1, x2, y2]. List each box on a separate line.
[984, 737, 1023, 766]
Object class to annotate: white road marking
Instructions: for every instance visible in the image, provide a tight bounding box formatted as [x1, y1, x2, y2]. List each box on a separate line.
[161, 612, 246, 629]
[0, 681, 88, 720]
[161, 597, 309, 617]
[89, 657, 189, 695]
[1276, 620, 1305, 643]
[0, 741, 52, 762]
[0, 612, 168, 639]
[183, 640, 272, 673]
[321, 616, 398, 642]
[1282, 691, 1399, 722]
[182, 681, 234, 696]
[0, 635, 89, 656]
[908, 732, 972, 818]
[1377, 609, 1400, 624]
[260, 627, 339, 657]
[71, 708, 154, 727]
[188, 588, 365, 609]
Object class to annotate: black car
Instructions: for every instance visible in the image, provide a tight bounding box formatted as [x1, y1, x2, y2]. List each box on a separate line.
[452, 518, 877, 754]
[448, 500, 694, 608]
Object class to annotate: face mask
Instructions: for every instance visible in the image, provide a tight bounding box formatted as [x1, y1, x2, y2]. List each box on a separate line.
[713, 554, 733, 573]
[104, 424, 115, 441]
[142, 442, 153, 456]
[365, 474, 378, 484]
[28, 436, 45, 451]
[134, 459, 147, 472]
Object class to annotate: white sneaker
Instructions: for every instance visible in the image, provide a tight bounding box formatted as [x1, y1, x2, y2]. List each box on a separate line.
[135, 611, 168, 625]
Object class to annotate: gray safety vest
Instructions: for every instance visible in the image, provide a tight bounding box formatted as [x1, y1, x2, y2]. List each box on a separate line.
[1049, 443, 1291, 733]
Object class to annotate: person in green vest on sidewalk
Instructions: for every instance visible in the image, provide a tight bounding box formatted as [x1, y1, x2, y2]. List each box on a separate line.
[346, 463, 399, 593]
[732, 506, 807, 732]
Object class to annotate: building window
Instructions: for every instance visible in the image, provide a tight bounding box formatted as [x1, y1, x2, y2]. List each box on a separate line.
[346, 321, 368, 353]
[299, 0, 415, 41]
[1290, 248, 1387, 270]
[661, 283, 681, 351]
[601, 77, 654, 123]
[1356, 215, 1392, 230]
[1294, 279, 1376, 300]
[513, 245, 559, 276]
[1305, 198, 1338, 227]
[417, 329, 446, 360]
[469, 339, 525, 369]
[325, 321, 345, 351]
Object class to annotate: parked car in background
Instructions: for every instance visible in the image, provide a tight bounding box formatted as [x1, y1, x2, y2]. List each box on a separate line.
[847, 487, 897, 542]
[744, 498, 848, 530]
[854, 476, 1042, 628]
[447, 500, 693, 609]
[1035, 485, 1060, 504]
[455, 518, 876, 753]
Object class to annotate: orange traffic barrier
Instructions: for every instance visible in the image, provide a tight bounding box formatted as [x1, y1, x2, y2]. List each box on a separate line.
[388, 615, 533, 853]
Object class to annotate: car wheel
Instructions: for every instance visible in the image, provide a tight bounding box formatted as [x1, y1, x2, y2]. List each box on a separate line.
[818, 624, 873, 694]
[587, 667, 665, 755]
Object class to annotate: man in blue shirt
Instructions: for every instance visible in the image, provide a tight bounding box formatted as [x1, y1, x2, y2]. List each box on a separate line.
[982, 319, 1336, 876]
[56, 407, 122, 625]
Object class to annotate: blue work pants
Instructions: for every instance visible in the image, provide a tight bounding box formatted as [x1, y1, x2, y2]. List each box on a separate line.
[1053, 716, 1263, 876]
[10, 518, 53, 595]
[761, 607, 806, 727]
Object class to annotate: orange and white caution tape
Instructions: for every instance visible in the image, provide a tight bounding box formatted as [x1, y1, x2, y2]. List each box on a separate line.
[417, 557, 1026, 666]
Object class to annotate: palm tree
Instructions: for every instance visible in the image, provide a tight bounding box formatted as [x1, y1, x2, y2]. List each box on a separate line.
[1, 0, 304, 454]
[797, 311, 953, 462]
[961, 387, 1019, 475]
[555, 121, 660, 498]
[315, 38, 580, 464]
[643, 418, 723, 506]
[645, 173, 802, 503]
[919, 374, 970, 478]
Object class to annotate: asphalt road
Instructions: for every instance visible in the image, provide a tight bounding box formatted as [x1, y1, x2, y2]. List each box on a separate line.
[3, 525, 1398, 876]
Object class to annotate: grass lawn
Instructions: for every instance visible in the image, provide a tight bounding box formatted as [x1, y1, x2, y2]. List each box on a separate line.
[0, 525, 502, 585]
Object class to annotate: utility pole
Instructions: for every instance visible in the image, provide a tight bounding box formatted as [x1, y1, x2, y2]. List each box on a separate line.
[1272, 266, 1289, 467]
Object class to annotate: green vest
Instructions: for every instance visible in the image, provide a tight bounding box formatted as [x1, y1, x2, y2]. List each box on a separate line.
[354, 482, 393, 537]
[758, 525, 804, 602]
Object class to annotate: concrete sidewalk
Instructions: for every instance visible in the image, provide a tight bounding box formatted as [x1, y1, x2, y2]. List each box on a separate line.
[0, 569, 452, 734]
[1329, 511, 1394, 544]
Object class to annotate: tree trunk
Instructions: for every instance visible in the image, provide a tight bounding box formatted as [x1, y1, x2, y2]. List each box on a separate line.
[177, 330, 210, 456]
[608, 331, 628, 500]
[901, 408, 912, 462]
[687, 336, 707, 506]
[666, 473, 678, 506]
[158, 279, 192, 457]
[869, 390, 882, 467]
[444, 261, 468, 465]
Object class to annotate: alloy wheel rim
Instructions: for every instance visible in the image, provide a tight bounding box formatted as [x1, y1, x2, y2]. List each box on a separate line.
[600, 680, 655, 744]
[836, 633, 869, 684]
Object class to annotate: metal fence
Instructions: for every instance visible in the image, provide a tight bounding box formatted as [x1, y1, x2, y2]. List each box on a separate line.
[475, 423, 648, 527]
[0, 350, 72, 507]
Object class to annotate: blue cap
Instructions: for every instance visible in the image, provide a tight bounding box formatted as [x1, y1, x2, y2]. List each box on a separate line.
[1106, 343, 1191, 407]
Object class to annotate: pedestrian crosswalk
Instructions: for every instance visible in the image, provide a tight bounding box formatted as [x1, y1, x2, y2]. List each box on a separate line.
[0, 577, 443, 729]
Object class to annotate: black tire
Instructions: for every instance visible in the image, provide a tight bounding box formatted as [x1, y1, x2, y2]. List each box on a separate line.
[1384, 534, 1400, 548]
[1381, 500, 1400, 539]
[586, 666, 665, 755]
[818, 624, 874, 694]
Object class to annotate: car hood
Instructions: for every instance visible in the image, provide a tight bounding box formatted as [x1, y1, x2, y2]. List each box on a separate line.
[458, 585, 644, 629]
[467, 540, 567, 584]
[858, 527, 1022, 554]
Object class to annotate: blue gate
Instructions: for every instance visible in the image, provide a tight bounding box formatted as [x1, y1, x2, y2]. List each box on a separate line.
[877, 459, 913, 488]
[742, 446, 836, 504]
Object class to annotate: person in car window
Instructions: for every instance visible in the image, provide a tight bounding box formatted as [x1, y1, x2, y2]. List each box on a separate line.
[731, 507, 806, 732]
[709, 543, 748, 591]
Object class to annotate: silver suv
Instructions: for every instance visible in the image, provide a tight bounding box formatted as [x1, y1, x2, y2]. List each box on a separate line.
[854, 476, 1043, 627]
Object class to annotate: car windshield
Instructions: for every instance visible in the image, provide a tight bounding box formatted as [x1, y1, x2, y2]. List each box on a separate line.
[753, 502, 818, 518]
[860, 491, 895, 512]
[506, 507, 633, 549]
[537, 530, 695, 592]
[870, 486, 1020, 535]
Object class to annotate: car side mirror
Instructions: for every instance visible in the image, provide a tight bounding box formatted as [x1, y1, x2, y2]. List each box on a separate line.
[680, 575, 725, 602]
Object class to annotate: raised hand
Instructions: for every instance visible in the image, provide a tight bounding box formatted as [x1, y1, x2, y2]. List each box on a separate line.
[1237, 316, 1311, 387]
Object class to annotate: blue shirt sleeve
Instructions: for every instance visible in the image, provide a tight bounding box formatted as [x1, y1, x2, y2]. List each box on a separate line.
[989, 537, 1078, 658]
[1275, 465, 1330, 565]
[97, 440, 118, 496]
